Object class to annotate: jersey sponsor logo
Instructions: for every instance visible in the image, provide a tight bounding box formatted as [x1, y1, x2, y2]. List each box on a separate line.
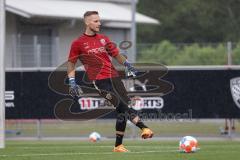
[230, 77, 240, 109]
[87, 46, 107, 54]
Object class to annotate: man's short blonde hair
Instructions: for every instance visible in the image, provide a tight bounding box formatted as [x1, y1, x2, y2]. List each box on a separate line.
[83, 11, 99, 19]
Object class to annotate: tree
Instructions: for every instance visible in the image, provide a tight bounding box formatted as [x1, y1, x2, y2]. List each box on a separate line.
[137, 0, 240, 43]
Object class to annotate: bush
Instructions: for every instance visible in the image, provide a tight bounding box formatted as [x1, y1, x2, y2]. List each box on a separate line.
[137, 41, 232, 65]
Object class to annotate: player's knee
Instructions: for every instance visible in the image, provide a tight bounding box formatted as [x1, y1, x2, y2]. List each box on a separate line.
[128, 108, 139, 122]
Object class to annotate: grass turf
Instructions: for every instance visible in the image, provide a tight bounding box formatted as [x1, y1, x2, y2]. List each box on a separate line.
[0, 140, 240, 160]
[6, 119, 240, 137]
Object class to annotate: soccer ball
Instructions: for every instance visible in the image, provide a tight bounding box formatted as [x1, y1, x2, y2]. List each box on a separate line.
[89, 132, 101, 142]
[179, 136, 198, 153]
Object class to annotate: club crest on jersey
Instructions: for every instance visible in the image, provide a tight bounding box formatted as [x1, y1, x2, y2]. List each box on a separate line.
[100, 39, 106, 45]
[230, 77, 240, 109]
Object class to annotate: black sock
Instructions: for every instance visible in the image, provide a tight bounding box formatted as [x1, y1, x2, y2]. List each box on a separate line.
[115, 134, 124, 147]
[136, 121, 148, 130]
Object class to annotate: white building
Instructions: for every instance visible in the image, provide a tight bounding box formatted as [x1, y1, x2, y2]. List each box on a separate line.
[5, 0, 159, 68]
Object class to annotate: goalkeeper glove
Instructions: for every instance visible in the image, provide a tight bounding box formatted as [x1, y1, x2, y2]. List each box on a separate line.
[68, 77, 83, 97]
[124, 60, 138, 78]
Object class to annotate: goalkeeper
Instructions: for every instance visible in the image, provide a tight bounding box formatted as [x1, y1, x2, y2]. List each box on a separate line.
[67, 11, 153, 152]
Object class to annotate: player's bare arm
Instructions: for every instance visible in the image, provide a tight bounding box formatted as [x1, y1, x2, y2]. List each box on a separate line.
[114, 54, 127, 65]
[67, 61, 76, 78]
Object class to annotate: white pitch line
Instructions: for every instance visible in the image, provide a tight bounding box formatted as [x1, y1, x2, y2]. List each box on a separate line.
[0, 149, 178, 157]
[9, 145, 178, 149]
[127, 150, 178, 154]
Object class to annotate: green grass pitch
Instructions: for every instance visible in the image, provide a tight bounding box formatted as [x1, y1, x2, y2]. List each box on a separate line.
[0, 140, 240, 160]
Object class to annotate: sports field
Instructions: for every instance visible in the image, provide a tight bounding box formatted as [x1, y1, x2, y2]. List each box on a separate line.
[6, 119, 240, 137]
[0, 140, 239, 160]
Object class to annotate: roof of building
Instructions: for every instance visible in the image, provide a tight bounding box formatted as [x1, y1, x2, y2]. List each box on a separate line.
[6, 0, 159, 25]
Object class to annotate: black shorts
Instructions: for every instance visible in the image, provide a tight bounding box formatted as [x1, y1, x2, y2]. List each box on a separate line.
[93, 77, 130, 108]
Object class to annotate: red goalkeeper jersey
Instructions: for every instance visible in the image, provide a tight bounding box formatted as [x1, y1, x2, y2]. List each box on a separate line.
[68, 33, 119, 80]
